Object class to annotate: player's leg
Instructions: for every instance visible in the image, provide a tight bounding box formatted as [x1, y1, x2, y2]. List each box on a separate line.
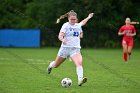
[47, 47, 67, 74]
[127, 40, 134, 60]
[47, 56, 66, 74]
[71, 53, 87, 86]
[49, 56, 66, 68]
[128, 46, 133, 60]
[122, 40, 128, 62]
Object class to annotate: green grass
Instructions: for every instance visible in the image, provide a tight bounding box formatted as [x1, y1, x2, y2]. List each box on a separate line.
[0, 48, 140, 93]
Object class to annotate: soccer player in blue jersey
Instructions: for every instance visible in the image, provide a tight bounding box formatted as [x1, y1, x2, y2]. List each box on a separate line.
[47, 10, 93, 86]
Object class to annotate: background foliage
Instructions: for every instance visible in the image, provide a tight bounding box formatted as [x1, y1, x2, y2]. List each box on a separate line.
[0, 0, 140, 48]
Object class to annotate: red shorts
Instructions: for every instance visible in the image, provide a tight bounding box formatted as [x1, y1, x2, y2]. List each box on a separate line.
[122, 38, 134, 47]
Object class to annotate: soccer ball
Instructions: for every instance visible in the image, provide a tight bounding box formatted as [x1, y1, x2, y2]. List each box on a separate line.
[61, 78, 72, 88]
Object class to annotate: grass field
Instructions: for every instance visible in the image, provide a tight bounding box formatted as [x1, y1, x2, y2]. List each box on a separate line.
[0, 48, 140, 93]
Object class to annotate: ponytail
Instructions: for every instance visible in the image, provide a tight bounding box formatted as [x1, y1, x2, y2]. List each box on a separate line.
[56, 10, 77, 24]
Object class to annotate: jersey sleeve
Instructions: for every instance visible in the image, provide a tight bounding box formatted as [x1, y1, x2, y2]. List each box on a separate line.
[60, 23, 67, 33]
[119, 26, 124, 32]
[77, 23, 83, 32]
[80, 27, 83, 33]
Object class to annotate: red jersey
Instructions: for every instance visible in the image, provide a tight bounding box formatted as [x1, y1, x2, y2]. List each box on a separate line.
[119, 25, 136, 40]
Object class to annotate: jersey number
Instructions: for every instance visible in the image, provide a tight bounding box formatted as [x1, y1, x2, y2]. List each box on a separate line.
[73, 32, 79, 37]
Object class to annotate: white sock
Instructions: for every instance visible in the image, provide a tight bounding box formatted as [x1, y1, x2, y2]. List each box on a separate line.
[76, 66, 83, 81]
[49, 61, 55, 68]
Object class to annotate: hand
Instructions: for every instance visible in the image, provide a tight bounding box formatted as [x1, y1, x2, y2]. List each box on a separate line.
[88, 13, 94, 19]
[118, 31, 126, 36]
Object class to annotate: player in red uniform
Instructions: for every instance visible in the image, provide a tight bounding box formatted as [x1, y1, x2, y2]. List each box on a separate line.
[118, 18, 136, 63]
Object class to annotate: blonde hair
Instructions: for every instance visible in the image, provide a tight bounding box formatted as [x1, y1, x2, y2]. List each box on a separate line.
[56, 10, 77, 24]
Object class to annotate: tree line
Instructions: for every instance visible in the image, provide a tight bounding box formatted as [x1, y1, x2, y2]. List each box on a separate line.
[0, 0, 140, 48]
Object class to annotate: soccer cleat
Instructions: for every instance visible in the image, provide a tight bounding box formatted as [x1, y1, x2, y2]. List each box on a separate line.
[47, 66, 52, 74]
[78, 77, 87, 86]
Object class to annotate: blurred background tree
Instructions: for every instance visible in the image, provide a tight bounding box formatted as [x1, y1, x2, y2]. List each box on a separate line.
[0, 0, 140, 48]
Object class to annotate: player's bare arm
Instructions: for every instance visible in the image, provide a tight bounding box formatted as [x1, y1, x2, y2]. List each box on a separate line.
[118, 31, 125, 36]
[131, 21, 139, 25]
[80, 13, 94, 26]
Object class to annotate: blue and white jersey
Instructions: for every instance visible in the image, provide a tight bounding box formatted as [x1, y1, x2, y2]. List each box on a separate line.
[60, 22, 83, 48]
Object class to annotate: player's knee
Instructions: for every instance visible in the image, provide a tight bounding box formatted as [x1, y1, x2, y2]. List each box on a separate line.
[128, 49, 132, 53]
[123, 49, 127, 53]
[76, 62, 82, 67]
